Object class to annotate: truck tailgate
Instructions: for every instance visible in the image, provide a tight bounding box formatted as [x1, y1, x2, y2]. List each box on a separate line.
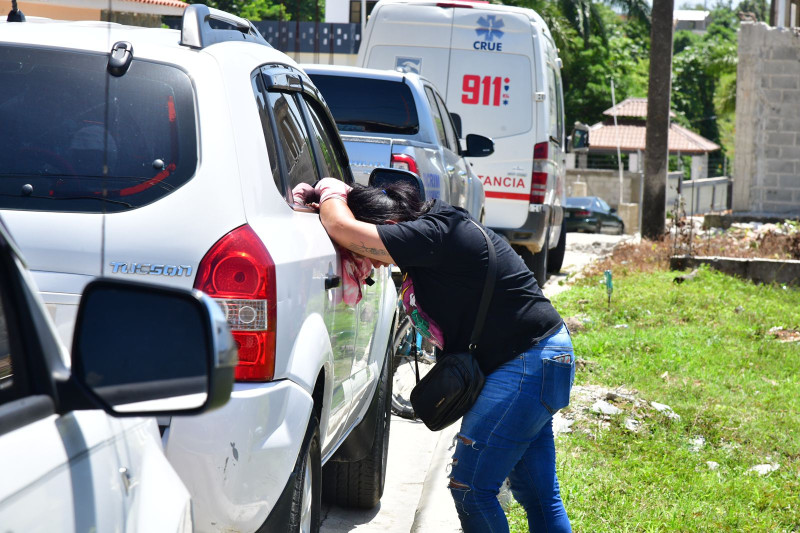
[342, 135, 393, 185]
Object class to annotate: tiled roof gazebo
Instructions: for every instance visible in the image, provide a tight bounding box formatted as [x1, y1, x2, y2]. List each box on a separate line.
[584, 97, 720, 179]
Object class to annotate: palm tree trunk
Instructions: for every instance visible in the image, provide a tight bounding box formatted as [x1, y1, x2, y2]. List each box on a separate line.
[642, 0, 674, 239]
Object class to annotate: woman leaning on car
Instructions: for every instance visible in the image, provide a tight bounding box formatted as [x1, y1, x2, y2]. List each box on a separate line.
[301, 177, 575, 533]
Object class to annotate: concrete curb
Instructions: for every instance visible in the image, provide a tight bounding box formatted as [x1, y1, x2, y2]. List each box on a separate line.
[670, 255, 800, 286]
[411, 423, 461, 532]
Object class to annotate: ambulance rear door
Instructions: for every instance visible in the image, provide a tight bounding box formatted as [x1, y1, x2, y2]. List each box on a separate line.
[446, 8, 537, 230]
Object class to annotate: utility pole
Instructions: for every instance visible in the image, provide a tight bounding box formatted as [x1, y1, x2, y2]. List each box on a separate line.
[642, 0, 675, 239]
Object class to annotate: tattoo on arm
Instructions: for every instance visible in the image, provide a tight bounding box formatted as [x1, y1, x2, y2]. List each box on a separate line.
[350, 241, 388, 257]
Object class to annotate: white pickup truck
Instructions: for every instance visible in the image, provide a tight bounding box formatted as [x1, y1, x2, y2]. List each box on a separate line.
[304, 65, 491, 221]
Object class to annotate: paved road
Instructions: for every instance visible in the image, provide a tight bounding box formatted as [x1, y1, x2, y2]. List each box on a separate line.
[320, 231, 630, 533]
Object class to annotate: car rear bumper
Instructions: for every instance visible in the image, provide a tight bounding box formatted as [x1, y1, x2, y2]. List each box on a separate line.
[492, 206, 551, 252]
[164, 379, 313, 533]
[565, 217, 599, 232]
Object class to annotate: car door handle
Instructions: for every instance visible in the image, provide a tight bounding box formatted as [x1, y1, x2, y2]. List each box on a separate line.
[446, 165, 455, 172]
[325, 275, 341, 290]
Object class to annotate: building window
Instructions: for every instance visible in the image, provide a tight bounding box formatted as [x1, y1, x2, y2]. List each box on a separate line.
[349, 1, 377, 24]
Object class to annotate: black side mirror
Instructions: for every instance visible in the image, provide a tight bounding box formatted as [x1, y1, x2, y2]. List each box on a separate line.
[71, 279, 236, 416]
[450, 113, 463, 139]
[568, 122, 590, 153]
[609, 207, 617, 214]
[368, 167, 426, 201]
[463, 134, 494, 158]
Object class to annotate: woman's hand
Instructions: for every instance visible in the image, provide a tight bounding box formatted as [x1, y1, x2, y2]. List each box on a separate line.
[291, 183, 319, 207]
[315, 177, 352, 205]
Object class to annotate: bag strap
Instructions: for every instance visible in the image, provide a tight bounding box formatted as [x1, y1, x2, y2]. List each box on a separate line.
[467, 219, 497, 354]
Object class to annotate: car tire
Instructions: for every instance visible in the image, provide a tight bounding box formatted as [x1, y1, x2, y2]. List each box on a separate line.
[322, 341, 393, 509]
[547, 222, 567, 274]
[595, 221, 602, 233]
[288, 412, 321, 533]
[617, 222, 625, 235]
[514, 237, 548, 289]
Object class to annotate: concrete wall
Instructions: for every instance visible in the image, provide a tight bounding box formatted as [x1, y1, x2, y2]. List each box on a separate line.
[566, 169, 642, 208]
[734, 22, 800, 216]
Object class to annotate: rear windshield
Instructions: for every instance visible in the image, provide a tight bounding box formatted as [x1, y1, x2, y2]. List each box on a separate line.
[566, 197, 593, 208]
[0, 45, 197, 213]
[309, 74, 419, 135]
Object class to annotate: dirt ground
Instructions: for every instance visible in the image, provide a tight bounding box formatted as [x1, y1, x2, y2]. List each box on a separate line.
[584, 218, 800, 278]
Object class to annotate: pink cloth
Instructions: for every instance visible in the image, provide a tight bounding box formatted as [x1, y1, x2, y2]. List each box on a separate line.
[291, 182, 316, 205]
[339, 247, 373, 306]
[315, 177, 352, 204]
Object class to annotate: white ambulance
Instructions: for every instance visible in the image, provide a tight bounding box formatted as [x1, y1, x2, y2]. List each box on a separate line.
[357, 0, 586, 286]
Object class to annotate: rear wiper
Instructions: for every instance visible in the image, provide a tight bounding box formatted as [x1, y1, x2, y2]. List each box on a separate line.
[337, 120, 416, 134]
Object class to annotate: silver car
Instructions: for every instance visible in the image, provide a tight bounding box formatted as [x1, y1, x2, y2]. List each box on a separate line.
[305, 65, 491, 221]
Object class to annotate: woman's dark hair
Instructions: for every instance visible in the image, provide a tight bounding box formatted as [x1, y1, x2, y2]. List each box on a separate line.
[347, 181, 433, 224]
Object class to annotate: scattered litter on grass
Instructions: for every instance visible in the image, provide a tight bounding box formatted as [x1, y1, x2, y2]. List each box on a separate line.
[689, 436, 706, 453]
[706, 461, 720, 471]
[624, 418, 641, 432]
[552, 415, 574, 436]
[650, 401, 681, 420]
[613, 324, 629, 329]
[734, 305, 744, 314]
[591, 400, 622, 416]
[768, 326, 800, 343]
[748, 463, 780, 476]
[556, 385, 686, 439]
[660, 371, 670, 380]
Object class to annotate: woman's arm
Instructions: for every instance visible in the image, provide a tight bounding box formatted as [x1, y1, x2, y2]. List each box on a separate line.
[319, 198, 397, 265]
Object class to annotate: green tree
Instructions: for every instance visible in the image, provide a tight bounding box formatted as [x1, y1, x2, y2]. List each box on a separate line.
[187, 0, 325, 21]
[671, 5, 738, 149]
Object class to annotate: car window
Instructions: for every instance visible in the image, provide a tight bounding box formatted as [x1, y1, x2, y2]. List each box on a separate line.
[554, 67, 565, 146]
[251, 73, 283, 194]
[433, 92, 459, 153]
[0, 45, 198, 214]
[302, 96, 346, 181]
[424, 87, 447, 147]
[0, 269, 28, 406]
[0, 289, 13, 400]
[266, 91, 320, 193]
[597, 198, 610, 212]
[308, 74, 419, 135]
[546, 65, 560, 145]
[566, 197, 592, 208]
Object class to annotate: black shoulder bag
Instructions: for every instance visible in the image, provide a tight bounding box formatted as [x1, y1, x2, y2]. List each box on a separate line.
[409, 220, 497, 431]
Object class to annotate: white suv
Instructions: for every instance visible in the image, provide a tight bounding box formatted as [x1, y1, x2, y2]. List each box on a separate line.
[0, 6, 396, 532]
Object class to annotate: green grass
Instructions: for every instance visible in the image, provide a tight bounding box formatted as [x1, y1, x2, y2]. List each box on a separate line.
[508, 267, 800, 532]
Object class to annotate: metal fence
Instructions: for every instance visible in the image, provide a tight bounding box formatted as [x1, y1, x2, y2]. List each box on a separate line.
[252, 21, 362, 55]
[162, 18, 363, 58]
[666, 173, 731, 215]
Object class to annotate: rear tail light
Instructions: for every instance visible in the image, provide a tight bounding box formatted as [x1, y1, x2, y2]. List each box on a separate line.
[531, 142, 549, 204]
[575, 210, 591, 217]
[194, 225, 276, 381]
[533, 142, 548, 160]
[391, 153, 419, 176]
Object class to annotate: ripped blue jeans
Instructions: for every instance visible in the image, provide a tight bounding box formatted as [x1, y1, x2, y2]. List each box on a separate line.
[449, 324, 574, 533]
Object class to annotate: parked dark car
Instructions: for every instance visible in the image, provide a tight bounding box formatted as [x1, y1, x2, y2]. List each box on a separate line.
[564, 196, 624, 235]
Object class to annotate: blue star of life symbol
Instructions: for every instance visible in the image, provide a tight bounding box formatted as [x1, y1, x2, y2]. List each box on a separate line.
[476, 15, 504, 42]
